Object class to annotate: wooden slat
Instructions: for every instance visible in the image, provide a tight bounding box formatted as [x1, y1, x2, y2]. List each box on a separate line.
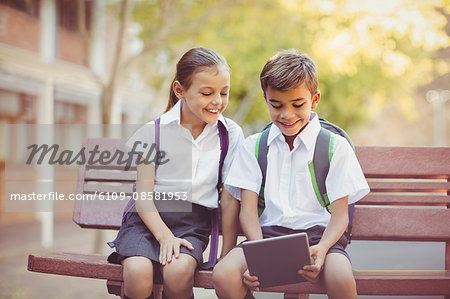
[356, 146, 450, 179]
[359, 194, 450, 206]
[29, 256, 450, 296]
[368, 181, 450, 192]
[73, 197, 126, 229]
[352, 206, 450, 241]
[353, 270, 450, 295]
[27, 253, 122, 281]
[83, 183, 134, 194]
[195, 269, 450, 295]
[84, 170, 136, 182]
[73, 211, 122, 230]
[83, 138, 137, 168]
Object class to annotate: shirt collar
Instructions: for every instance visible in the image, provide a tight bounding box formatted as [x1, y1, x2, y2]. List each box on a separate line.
[267, 112, 320, 151]
[158, 100, 229, 130]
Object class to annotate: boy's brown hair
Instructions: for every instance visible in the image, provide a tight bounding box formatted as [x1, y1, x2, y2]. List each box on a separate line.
[260, 49, 318, 97]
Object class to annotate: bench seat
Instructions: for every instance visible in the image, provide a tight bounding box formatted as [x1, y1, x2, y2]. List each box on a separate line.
[28, 252, 450, 296]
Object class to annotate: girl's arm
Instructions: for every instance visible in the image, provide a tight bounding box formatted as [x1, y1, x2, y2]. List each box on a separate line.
[219, 187, 239, 258]
[135, 163, 193, 266]
[299, 195, 349, 283]
[239, 189, 263, 241]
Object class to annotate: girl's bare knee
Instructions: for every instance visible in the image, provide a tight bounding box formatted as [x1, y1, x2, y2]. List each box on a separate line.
[162, 255, 196, 294]
[122, 257, 154, 298]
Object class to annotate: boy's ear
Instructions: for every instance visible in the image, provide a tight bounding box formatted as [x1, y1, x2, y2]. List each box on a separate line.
[172, 80, 184, 99]
[311, 90, 321, 109]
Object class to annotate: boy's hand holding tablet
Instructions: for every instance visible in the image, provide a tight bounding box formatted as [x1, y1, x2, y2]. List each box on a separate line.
[242, 232, 312, 289]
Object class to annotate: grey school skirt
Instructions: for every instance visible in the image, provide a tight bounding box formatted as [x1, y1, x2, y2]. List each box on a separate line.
[107, 202, 212, 267]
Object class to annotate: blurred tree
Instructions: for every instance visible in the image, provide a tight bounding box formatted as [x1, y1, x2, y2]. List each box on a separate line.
[112, 0, 450, 131]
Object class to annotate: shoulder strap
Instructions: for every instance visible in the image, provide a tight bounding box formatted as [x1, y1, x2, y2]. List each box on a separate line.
[309, 127, 334, 213]
[216, 120, 229, 191]
[206, 119, 229, 268]
[311, 125, 355, 242]
[255, 124, 271, 217]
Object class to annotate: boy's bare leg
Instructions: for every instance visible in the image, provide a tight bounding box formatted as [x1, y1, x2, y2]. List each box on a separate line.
[322, 253, 357, 299]
[213, 247, 248, 299]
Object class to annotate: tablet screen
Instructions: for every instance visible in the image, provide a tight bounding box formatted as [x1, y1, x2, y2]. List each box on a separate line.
[242, 232, 311, 288]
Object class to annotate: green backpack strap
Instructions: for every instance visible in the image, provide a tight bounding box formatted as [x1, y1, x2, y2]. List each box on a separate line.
[255, 123, 335, 216]
[255, 125, 271, 217]
[309, 127, 334, 213]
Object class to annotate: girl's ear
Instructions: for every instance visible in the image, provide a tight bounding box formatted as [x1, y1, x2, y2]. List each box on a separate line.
[311, 90, 321, 109]
[172, 80, 184, 100]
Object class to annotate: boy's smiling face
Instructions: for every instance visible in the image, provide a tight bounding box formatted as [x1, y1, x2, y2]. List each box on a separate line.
[265, 83, 320, 139]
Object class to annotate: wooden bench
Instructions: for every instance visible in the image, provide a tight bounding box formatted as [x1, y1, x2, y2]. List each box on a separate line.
[28, 139, 450, 298]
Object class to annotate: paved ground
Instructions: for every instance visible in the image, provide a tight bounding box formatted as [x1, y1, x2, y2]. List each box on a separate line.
[0, 216, 445, 299]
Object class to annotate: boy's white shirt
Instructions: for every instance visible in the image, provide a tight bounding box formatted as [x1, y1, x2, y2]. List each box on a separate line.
[225, 112, 370, 230]
[126, 100, 244, 208]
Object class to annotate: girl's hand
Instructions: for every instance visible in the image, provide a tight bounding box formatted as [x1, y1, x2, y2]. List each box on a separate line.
[298, 244, 326, 283]
[243, 269, 260, 293]
[158, 234, 194, 266]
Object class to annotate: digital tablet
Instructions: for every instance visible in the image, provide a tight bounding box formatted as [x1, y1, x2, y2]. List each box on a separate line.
[242, 232, 312, 288]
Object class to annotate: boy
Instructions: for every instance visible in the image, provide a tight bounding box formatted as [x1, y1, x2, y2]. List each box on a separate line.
[212, 50, 369, 299]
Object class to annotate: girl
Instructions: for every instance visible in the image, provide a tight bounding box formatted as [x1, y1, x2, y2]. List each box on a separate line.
[108, 48, 243, 299]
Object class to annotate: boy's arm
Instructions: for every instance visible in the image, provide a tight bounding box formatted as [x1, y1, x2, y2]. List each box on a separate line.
[299, 196, 349, 283]
[239, 189, 263, 241]
[219, 188, 239, 258]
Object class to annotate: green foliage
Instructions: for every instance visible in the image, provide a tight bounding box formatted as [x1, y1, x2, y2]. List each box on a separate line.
[130, 0, 450, 131]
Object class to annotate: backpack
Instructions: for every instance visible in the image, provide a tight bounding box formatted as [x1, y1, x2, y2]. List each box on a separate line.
[254, 118, 355, 242]
[115, 118, 229, 267]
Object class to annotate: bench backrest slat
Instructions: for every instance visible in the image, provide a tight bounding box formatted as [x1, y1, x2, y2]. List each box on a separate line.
[356, 146, 450, 179]
[360, 194, 450, 206]
[352, 207, 450, 241]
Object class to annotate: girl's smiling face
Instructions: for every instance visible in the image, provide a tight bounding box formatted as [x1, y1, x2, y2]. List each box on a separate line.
[174, 65, 230, 126]
[265, 83, 320, 139]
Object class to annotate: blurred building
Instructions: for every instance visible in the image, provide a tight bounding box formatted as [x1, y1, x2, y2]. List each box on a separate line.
[0, 0, 154, 227]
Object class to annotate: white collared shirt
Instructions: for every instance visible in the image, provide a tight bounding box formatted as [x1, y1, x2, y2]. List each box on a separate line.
[225, 113, 369, 230]
[126, 100, 244, 208]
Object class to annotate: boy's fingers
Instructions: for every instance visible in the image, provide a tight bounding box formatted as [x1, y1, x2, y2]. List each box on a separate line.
[243, 271, 258, 281]
[243, 278, 260, 289]
[298, 269, 320, 283]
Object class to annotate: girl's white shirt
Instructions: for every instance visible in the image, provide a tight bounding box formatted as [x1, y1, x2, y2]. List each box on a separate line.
[126, 100, 244, 209]
[225, 113, 370, 230]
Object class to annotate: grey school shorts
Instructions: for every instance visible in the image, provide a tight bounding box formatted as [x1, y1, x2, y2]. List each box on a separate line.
[238, 225, 350, 261]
